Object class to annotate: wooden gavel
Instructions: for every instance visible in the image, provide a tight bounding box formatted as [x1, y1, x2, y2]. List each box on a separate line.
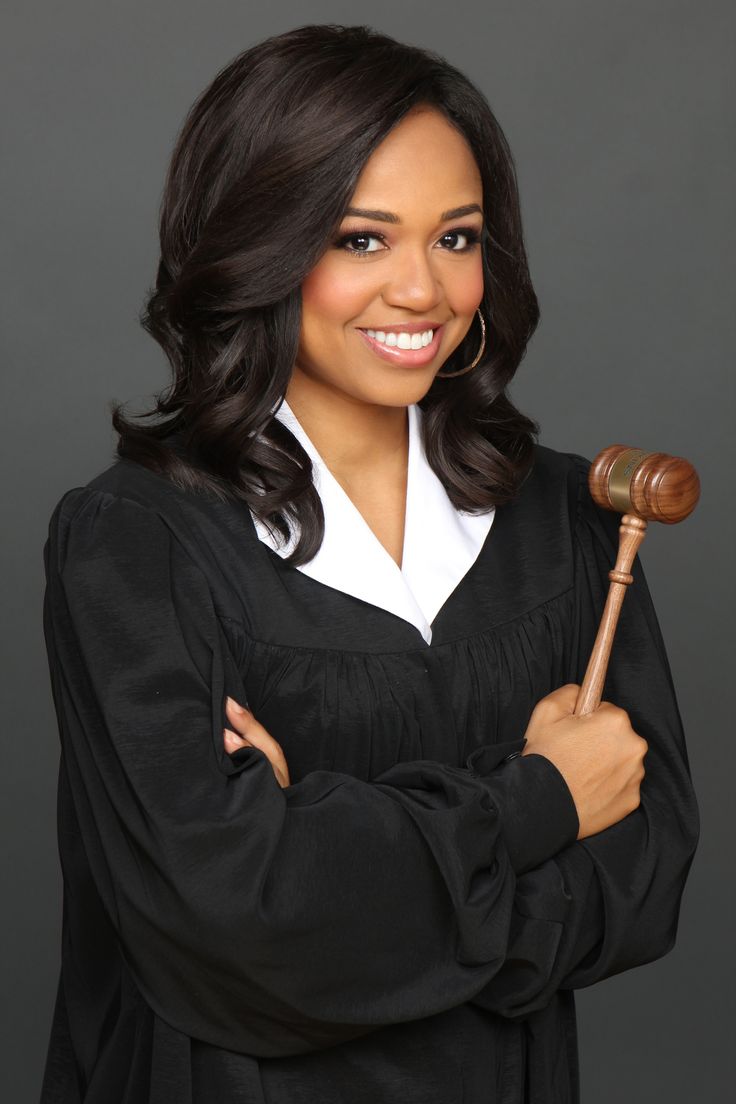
[574, 445, 700, 716]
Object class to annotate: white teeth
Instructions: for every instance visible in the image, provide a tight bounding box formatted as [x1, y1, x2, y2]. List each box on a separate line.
[365, 328, 434, 348]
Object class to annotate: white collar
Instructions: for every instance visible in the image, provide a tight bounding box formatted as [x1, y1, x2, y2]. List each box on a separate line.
[251, 399, 495, 645]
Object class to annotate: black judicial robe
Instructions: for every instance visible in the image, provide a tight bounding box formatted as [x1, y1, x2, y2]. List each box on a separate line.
[39, 442, 699, 1103]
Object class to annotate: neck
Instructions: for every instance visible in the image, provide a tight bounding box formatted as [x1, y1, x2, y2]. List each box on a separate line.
[283, 378, 409, 482]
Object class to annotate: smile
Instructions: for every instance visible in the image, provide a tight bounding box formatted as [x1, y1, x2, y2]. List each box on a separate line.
[365, 328, 435, 348]
[357, 324, 445, 366]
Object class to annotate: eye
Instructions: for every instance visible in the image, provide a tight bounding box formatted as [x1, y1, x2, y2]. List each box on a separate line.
[337, 231, 385, 255]
[334, 225, 483, 258]
[438, 228, 482, 252]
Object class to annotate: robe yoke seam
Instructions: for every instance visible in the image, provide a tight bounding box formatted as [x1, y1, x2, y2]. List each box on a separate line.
[215, 583, 576, 658]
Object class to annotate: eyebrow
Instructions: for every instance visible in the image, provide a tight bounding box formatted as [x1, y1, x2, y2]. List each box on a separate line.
[343, 203, 483, 223]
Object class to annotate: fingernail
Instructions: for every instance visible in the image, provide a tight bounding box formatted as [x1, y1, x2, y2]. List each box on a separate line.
[226, 696, 245, 714]
[224, 728, 246, 746]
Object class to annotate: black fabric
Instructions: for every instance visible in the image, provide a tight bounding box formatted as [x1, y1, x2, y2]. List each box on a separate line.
[39, 442, 699, 1103]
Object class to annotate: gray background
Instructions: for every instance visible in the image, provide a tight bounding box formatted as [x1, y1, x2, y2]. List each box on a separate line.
[2, 1, 733, 1099]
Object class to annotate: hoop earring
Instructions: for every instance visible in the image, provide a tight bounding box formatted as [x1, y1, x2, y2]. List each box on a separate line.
[435, 308, 487, 378]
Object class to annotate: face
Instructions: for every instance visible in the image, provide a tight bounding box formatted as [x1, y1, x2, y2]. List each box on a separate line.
[291, 105, 485, 411]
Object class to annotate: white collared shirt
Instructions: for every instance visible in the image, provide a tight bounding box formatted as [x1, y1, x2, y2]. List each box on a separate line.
[251, 399, 495, 645]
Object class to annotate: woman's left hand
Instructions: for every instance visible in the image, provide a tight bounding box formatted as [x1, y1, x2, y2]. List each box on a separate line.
[223, 696, 291, 788]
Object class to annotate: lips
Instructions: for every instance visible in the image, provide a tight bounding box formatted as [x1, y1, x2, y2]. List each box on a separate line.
[356, 323, 445, 367]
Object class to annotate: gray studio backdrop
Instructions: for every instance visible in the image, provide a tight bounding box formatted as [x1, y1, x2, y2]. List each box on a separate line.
[2, 1, 733, 1100]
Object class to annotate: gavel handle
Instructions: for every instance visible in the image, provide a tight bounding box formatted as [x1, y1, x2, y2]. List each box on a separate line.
[574, 515, 649, 716]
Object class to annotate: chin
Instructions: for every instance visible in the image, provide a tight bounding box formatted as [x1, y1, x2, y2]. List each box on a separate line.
[356, 378, 435, 409]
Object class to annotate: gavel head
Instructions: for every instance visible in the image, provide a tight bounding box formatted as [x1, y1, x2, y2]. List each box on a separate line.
[589, 446, 700, 524]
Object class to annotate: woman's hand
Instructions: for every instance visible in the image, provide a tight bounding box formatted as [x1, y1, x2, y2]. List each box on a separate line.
[521, 683, 648, 841]
[224, 696, 291, 788]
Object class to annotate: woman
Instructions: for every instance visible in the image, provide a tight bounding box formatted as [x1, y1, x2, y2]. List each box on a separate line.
[40, 23, 699, 1104]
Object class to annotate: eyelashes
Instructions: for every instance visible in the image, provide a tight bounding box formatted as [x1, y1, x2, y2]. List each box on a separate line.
[333, 225, 483, 257]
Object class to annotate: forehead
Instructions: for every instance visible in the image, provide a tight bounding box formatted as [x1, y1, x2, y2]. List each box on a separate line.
[349, 108, 483, 214]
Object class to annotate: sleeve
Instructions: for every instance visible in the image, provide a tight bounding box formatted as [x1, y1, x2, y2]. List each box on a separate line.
[468, 452, 700, 1020]
[43, 485, 581, 1058]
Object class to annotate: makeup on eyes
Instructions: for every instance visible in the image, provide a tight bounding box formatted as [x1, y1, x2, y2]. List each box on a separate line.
[333, 225, 483, 256]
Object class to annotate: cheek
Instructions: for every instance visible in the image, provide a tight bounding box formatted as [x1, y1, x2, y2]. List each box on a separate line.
[449, 258, 485, 315]
[300, 261, 369, 330]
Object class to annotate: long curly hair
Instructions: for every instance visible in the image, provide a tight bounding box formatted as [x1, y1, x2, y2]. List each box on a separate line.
[112, 23, 541, 566]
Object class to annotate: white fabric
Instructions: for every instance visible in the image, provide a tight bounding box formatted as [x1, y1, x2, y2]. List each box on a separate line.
[251, 399, 495, 645]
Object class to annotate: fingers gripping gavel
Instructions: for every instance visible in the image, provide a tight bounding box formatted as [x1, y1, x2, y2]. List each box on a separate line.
[574, 445, 700, 716]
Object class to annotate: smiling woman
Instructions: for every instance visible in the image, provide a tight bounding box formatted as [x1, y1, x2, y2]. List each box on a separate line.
[296, 113, 485, 393]
[107, 23, 542, 570]
[41, 21, 698, 1104]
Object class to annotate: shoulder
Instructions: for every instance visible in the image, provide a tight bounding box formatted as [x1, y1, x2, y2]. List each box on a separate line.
[48, 448, 228, 527]
[44, 454, 262, 616]
[45, 454, 228, 575]
[515, 442, 593, 530]
[528, 443, 628, 568]
[528, 441, 591, 482]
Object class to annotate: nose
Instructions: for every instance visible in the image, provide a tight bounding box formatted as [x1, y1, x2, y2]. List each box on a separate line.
[381, 243, 443, 313]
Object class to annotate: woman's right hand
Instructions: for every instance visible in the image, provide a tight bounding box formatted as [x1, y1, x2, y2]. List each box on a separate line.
[521, 683, 648, 841]
[223, 696, 291, 788]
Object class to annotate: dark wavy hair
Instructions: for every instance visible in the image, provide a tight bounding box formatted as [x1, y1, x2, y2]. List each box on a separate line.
[112, 23, 541, 566]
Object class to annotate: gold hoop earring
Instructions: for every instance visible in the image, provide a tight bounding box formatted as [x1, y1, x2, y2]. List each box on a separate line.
[435, 308, 487, 378]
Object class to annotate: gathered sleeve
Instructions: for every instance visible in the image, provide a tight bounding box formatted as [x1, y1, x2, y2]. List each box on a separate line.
[43, 484, 582, 1058]
[468, 452, 700, 1020]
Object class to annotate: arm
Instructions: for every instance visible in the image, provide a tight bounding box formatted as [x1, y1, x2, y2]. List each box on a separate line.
[43, 485, 580, 1058]
[468, 453, 700, 1019]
